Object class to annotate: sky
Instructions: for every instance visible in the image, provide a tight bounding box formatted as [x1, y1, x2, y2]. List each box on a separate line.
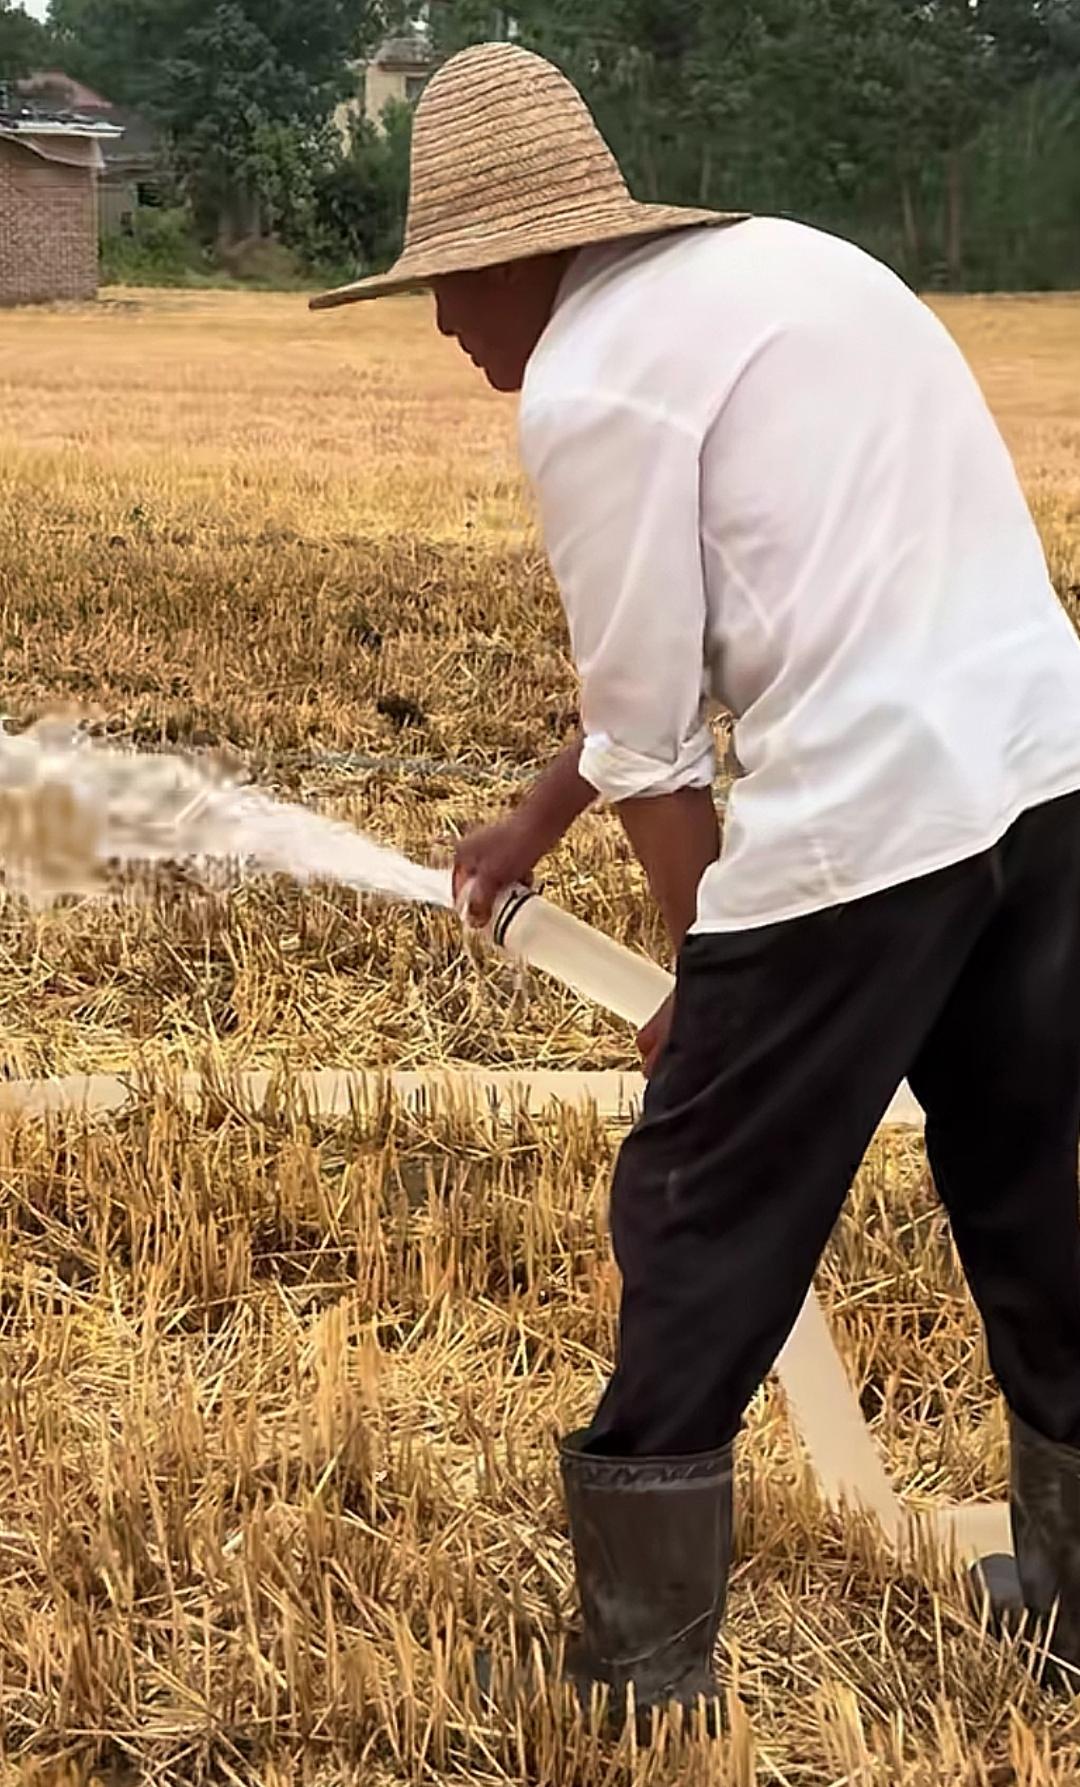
[19, 0, 49, 20]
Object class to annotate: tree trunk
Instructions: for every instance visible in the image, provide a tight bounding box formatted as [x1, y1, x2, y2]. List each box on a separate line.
[899, 170, 921, 283]
[945, 147, 964, 289]
[216, 183, 260, 254]
[639, 130, 660, 201]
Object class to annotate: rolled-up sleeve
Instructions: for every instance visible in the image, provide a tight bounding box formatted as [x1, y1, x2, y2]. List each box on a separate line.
[520, 391, 716, 803]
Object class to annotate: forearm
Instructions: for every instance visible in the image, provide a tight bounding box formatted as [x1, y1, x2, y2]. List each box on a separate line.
[454, 736, 596, 921]
[514, 733, 596, 855]
[615, 785, 720, 950]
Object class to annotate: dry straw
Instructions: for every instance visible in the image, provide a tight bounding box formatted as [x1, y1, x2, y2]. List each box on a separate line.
[1, 283, 1079, 1782]
[310, 41, 747, 310]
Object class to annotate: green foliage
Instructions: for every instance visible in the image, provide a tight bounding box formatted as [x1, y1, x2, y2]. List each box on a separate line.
[960, 69, 1080, 287]
[421, 0, 1080, 290]
[98, 203, 215, 283]
[48, 0, 392, 241]
[310, 100, 412, 275]
[0, 0, 52, 81]
[45, 0, 1080, 291]
[99, 200, 324, 285]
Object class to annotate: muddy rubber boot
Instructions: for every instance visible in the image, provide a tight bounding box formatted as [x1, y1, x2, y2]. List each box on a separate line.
[970, 1414, 1080, 1691]
[559, 1428, 733, 1733]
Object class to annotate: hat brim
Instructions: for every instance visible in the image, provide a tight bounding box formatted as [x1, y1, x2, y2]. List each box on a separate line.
[309, 202, 748, 311]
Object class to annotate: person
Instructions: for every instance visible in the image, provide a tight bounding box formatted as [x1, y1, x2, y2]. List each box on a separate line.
[313, 41, 1080, 1722]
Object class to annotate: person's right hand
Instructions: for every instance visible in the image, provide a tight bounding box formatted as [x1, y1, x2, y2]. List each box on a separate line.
[453, 814, 545, 926]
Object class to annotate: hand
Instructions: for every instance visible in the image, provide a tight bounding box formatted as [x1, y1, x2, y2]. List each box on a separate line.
[453, 814, 544, 926]
[636, 992, 675, 1078]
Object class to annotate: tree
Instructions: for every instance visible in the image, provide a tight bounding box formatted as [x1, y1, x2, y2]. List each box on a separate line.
[48, 0, 395, 241]
[884, 0, 1080, 285]
[42, 0, 1080, 287]
[424, 0, 1080, 289]
[0, 0, 52, 83]
[311, 97, 413, 273]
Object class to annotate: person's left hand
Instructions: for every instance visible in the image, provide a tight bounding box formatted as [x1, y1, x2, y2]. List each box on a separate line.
[636, 992, 675, 1078]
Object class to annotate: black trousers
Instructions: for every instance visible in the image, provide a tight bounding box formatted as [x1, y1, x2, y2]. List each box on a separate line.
[583, 792, 1080, 1458]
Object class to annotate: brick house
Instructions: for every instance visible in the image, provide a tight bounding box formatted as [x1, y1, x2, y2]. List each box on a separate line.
[15, 73, 163, 238]
[334, 33, 436, 145]
[0, 110, 122, 305]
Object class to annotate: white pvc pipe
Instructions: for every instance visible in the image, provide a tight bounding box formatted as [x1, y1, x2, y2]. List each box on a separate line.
[0, 877, 1003, 1561]
[487, 885, 675, 1028]
[0, 1050, 1009, 1559]
[485, 887, 907, 1540]
[486, 888, 1014, 1563]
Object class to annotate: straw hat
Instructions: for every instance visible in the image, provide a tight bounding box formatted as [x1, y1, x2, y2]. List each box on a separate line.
[310, 41, 747, 310]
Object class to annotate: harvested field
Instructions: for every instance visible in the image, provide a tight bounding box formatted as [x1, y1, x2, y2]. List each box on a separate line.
[0, 286, 1078, 1783]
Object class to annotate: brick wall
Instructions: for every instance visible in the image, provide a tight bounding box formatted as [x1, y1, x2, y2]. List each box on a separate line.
[0, 138, 98, 305]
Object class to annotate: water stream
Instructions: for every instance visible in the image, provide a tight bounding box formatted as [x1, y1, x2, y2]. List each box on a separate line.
[0, 719, 454, 910]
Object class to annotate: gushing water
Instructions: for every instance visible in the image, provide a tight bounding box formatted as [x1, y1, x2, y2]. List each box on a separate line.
[0, 719, 453, 909]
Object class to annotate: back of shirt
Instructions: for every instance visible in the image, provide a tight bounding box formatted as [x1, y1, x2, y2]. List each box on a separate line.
[521, 217, 1080, 931]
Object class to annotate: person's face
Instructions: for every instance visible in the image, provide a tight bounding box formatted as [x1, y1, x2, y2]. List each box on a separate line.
[432, 254, 570, 392]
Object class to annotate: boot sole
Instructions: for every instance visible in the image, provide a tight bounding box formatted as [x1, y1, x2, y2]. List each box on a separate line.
[471, 1643, 722, 1739]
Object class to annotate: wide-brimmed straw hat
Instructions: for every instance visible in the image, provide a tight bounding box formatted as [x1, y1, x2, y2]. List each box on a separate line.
[310, 41, 747, 310]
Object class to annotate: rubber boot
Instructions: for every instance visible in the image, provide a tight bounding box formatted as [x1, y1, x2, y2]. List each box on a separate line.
[559, 1428, 733, 1732]
[970, 1413, 1080, 1691]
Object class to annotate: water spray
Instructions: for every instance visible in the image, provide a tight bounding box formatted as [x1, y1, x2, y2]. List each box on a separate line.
[0, 717, 1003, 1551]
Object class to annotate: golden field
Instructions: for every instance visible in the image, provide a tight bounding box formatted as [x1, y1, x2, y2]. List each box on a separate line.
[0, 286, 1078, 1785]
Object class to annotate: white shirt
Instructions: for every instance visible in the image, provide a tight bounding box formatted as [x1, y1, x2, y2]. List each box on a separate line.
[519, 216, 1080, 933]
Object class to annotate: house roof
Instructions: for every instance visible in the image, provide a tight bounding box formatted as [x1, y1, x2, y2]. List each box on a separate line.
[17, 69, 111, 110]
[10, 73, 157, 165]
[94, 102, 158, 160]
[0, 109, 123, 141]
[374, 34, 435, 70]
